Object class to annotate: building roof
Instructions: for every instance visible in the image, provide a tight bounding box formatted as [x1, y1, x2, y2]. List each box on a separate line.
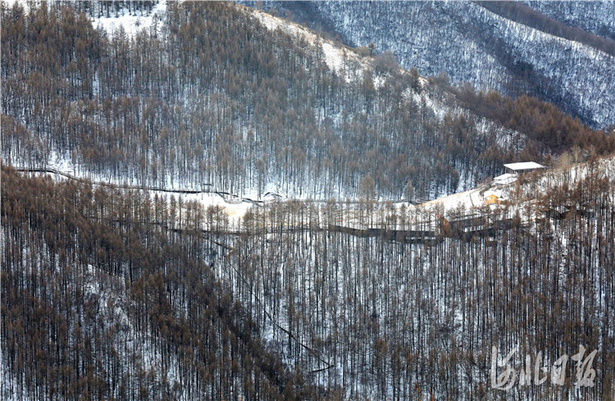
[484, 189, 502, 198]
[484, 189, 507, 201]
[503, 162, 545, 171]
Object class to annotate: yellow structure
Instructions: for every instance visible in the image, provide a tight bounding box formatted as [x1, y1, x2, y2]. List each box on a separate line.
[483, 189, 506, 206]
[484, 194, 500, 205]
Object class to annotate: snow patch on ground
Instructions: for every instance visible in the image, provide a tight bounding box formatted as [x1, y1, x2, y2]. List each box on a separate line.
[151, 189, 254, 229]
[15, 150, 255, 229]
[1, 0, 32, 12]
[421, 186, 484, 216]
[93, 0, 166, 37]
[1, 0, 166, 37]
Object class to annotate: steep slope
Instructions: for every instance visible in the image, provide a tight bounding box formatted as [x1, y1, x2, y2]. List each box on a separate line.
[5, 154, 615, 401]
[253, 0, 615, 130]
[0, 1, 521, 201]
[478, 1, 615, 56]
[524, 0, 615, 41]
[3, 2, 615, 400]
[1, 166, 324, 401]
[3, 1, 612, 203]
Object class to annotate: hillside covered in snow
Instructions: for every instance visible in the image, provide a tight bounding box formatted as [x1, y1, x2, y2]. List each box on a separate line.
[3, 153, 615, 400]
[2, 0, 613, 202]
[2, 1, 615, 400]
[250, 0, 615, 131]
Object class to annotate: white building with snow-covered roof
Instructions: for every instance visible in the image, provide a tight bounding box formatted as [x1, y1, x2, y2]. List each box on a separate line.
[503, 162, 545, 174]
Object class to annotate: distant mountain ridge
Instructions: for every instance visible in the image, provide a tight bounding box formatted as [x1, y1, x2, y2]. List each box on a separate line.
[246, 0, 615, 131]
[524, 0, 615, 42]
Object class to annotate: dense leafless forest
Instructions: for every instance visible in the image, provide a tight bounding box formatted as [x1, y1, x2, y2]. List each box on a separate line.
[2, 2, 613, 198]
[2, 1, 615, 400]
[3, 157, 615, 400]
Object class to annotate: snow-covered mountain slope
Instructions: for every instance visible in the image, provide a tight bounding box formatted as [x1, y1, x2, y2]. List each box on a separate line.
[3, 0, 536, 200]
[4, 3, 615, 400]
[525, 0, 615, 41]
[7, 0, 612, 129]
[249, 0, 615, 131]
[245, 5, 368, 81]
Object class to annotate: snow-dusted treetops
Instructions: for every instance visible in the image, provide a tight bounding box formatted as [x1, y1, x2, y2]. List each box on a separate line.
[2, 1, 615, 400]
